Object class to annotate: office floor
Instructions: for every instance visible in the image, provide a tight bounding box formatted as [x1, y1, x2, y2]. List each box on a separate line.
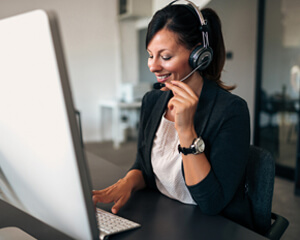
[85, 141, 300, 240]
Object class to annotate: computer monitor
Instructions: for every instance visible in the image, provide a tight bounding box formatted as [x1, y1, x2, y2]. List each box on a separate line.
[0, 10, 99, 239]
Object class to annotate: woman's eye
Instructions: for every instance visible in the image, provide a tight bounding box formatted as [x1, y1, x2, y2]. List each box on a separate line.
[162, 56, 171, 60]
[148, 55, 153, 59]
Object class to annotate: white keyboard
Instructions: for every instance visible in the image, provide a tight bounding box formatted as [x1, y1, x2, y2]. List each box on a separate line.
[96, 208, 141, 240]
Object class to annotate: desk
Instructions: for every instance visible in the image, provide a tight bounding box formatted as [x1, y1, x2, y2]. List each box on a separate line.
[103, 189, 268, 240]
[0, 152, 267, 240]
[99, 100, 141, 148]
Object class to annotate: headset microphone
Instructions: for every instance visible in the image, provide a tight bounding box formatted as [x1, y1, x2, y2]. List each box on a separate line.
[153, 56, 209, 90]
[153, 82, 166, 90]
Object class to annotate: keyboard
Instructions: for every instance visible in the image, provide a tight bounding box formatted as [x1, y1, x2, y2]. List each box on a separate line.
[96, 208, 141, 240]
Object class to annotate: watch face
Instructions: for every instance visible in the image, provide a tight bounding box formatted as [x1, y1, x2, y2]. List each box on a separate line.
[194, 138, 205, 153]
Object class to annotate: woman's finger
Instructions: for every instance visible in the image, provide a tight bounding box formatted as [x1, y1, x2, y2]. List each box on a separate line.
[112, 196, 128, 214]
[165, 82, 189, 98]
[170, 80, 199, 98]
[166, 81, 198, 100]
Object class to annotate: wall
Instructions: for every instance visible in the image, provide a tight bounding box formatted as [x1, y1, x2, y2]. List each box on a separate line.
[0, 0, 120, 141]
[153, 0, 212, 11]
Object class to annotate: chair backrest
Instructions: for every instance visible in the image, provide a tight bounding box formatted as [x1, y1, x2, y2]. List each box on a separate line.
[245, 145, 275, 235]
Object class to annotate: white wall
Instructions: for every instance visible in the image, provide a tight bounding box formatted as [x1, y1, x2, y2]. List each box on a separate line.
[0, 0, 120, 142]
[0, 0, 258, 142]
[153, 0, 212, 11]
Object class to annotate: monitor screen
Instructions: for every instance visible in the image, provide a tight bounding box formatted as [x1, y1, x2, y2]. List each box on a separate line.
[0, 10, 98, 239]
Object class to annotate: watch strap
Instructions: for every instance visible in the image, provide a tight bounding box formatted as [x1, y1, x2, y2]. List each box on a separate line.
[178, 138, 198, 155]
[178, 144, 196, 155]
[178, 137, 205, 155]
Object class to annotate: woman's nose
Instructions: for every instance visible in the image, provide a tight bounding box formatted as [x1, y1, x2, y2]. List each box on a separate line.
[148, 58, 162, 73]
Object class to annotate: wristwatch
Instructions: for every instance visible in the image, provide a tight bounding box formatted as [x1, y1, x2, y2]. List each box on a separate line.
[178, 137, 205, 155]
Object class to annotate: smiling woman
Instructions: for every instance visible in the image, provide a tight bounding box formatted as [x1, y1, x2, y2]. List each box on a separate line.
[93, 0, 254, 234]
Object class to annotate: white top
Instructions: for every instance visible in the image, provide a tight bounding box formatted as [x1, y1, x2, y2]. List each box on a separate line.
[151, 114, 196, 205]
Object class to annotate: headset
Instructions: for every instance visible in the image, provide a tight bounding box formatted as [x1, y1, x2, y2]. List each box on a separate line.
[169, 0, 213, 71]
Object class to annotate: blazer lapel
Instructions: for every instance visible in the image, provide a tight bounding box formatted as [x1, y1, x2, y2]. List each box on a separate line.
[194, 78, 219, 136]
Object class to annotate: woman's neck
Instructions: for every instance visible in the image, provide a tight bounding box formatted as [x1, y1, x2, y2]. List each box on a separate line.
[185, 72, 204, 98]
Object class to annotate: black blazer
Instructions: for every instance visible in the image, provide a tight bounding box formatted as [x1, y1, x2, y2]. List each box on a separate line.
[131, 78, 253, 230]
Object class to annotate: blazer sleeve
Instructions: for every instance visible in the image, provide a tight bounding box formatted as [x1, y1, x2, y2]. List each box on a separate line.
[186, 96, 250, 215]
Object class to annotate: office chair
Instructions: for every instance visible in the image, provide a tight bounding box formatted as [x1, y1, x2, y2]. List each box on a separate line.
[245, 145, 289, 240]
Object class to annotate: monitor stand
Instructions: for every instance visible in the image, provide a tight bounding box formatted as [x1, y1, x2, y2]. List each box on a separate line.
[0, 199, 72, 240]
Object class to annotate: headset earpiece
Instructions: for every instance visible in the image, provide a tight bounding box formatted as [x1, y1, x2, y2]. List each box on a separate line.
[189, 44, 213, 70]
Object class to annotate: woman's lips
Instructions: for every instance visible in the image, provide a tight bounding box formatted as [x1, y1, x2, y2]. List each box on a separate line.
[156, 73, 171, 83]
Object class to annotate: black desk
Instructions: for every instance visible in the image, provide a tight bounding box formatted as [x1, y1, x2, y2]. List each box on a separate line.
[0, 152, 267, 240]
[107, 189, 268, 240]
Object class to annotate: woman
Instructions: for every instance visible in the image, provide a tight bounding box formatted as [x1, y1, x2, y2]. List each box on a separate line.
[93, 1, 252, 230]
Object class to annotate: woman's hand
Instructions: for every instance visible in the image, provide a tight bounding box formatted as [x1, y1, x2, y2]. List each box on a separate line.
[165, 81, 199, 136]
[92, 178, 132, 214]
[92, 169, 145, 214]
